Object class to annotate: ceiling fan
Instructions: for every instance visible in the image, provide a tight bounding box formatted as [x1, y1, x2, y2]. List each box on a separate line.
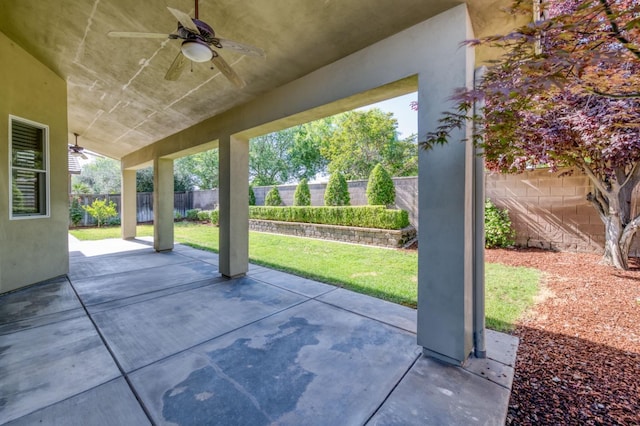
[69, 133, 88, 160]
[107, 0, 265, 88]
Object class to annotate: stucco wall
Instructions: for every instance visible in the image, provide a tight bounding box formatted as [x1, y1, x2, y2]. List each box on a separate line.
[0, 31, 69, 293]
[485, 168, 640, 256]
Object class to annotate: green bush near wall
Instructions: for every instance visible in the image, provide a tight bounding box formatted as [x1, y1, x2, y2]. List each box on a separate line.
[265, 186, 283, 206]
[249, 205, 409, 230]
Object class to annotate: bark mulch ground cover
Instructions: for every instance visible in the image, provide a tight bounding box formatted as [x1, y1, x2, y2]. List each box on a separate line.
[485, 249, 640, 425]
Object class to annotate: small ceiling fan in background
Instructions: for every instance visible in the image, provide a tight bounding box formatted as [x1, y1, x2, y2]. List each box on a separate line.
[69, 133, 88, 160]
[108, 0, 265, 88]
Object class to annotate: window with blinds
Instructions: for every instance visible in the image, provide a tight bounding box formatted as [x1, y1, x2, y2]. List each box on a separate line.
[9, 116, 49, 218]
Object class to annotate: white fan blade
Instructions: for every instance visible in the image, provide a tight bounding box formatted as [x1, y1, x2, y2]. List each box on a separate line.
[218, 38, 265, 58]
[108, 31, 173, 39]
[212, 54, 246, 88]
[165, 52, 188, 81]
[167, 7, 200, 35]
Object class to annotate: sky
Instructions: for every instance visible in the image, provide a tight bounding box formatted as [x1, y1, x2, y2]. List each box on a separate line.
[358, 92, 417, 139]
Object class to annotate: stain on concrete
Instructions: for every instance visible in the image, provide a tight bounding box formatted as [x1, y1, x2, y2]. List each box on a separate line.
[161, 317, 321, 425]
[220, 280, 281, 305]
[330, 322, 392, 353]
[0, 279, 75, 325]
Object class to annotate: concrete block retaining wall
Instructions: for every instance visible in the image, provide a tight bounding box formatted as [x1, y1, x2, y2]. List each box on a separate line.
[249, 219, 416, 248]
[486, 168, 640, 256]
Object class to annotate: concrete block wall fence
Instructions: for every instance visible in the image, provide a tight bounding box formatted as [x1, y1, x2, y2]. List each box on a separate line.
[74, 169, 640, 256]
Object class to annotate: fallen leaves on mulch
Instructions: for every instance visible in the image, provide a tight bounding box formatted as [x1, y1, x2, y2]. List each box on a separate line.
[485, 248, 640, 425]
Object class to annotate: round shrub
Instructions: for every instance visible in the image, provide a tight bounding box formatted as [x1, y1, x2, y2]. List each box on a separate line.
[185, 208, 201, 221]
[210, 209, 219, 225]
[249, 185, 256, 206]
[324, 172, 350, 206]
[197, 210, 211, 222]
[294, 179, 311, 206]
[485, 199, 516, 248]
[265, 186, 283, 206]
[366, 164, 395, 206]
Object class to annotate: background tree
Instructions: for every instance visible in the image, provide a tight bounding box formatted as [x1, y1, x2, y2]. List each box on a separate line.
[135, 165, 195, 193]
[249, 124, 327, 186]
[294, 178, 311, 206]
[265, 186, 283, 206]
[71, 182, 92, 195]
[366, 164, 395, 206]
[324, 172, 350, 206]
[250, 128, 297, 185]
[424, 0, 640, 269]
[136, 167, 154, 192]
[72, 157, 121, 194]
[175, 149, 219, 189]
[321, 109, 417, 180]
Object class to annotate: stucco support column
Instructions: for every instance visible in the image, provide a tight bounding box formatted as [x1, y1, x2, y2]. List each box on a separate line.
[121, 168, 137, 240]
[153, 157, 174, 251]
[473, 66, 487, 359]
[417, 7, 476, 365]
[218, 134, 249, 277]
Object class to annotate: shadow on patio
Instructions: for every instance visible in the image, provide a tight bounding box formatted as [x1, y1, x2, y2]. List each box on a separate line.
[0, 236, 516, 425]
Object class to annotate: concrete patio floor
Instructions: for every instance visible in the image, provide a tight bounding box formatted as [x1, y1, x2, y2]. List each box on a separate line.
[0, 236, 518, 425]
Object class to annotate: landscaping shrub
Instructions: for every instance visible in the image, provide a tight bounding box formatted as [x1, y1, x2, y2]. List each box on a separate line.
[293, 178, 311, 206]
[249, 185, 256, 206]
[69, 197, 84, 227]
[366, 164, 395, 206]
[485, 199, 516, 248]
[324, 172, 350, 206]
[210, 209, 219, 225]
[82, 199, 118, 227]
[186, 208, 201, 221]
[265, 186, 283, 206]
[249, 206, 409, 230]
[197, 210, 211, 222]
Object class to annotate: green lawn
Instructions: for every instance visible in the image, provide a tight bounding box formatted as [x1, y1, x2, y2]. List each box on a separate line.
[70, 222, 539, 332]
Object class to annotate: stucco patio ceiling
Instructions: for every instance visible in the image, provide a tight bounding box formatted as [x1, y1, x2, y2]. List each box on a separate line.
[0, 0, 516, 160]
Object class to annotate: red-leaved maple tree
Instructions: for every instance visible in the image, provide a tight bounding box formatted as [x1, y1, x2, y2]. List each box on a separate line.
[422, 0, 640, 269]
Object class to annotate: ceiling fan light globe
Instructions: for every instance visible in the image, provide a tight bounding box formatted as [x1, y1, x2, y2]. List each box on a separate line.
[181, 40, 213, 62]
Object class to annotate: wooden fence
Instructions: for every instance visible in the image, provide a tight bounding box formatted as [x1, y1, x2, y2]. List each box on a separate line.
[71, 192, 192, 226]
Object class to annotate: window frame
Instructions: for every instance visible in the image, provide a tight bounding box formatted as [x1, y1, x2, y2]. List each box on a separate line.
[9, 114, 51, 220]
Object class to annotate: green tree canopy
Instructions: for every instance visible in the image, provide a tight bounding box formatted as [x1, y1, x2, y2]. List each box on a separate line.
[72, 157, 121, 194]
[321, 109, 417, 180]
[135, 166, 194, 193]
[175, 149, 219, 189]
[249, 123, 328, 186]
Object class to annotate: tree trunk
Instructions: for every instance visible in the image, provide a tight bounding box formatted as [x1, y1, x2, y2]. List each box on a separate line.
[601, 213, 628, 269]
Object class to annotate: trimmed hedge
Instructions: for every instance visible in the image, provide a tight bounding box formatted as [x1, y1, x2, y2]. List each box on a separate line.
[249, 206, 409, 230]
[195, 209, 220, 225]
[186, 208, 201, 221]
